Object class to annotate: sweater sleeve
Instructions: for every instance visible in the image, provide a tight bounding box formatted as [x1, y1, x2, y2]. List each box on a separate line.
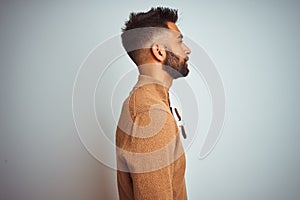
[116, 108, 186, 200]
[131, 164, 174, 199]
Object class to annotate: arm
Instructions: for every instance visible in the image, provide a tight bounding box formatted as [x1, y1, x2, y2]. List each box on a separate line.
[117, 108, 185, 199]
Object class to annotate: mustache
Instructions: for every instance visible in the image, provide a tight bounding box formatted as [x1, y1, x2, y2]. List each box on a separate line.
[184, 56, 189, 62]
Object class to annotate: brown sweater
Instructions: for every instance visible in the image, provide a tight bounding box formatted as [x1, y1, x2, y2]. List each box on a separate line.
[116, 75, 187, 200]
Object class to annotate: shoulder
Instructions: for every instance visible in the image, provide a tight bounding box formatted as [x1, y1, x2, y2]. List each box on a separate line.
[128, 84, 167, 115]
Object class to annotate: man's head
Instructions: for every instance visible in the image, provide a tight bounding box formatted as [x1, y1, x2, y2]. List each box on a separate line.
[121, 7, 191, 78]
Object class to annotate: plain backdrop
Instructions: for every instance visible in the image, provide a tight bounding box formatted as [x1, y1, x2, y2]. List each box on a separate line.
[1, 0, 300, 199]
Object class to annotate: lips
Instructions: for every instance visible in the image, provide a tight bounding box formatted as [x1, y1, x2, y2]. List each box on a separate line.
[184, 56, 189, 62]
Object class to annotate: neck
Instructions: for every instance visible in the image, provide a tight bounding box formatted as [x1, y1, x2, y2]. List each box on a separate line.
[137, 63, 173, 89]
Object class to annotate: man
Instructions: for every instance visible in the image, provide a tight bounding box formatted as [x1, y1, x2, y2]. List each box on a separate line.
[116, 7, 191, 200]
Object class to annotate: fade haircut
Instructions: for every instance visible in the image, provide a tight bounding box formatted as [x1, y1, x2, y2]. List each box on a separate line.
[121, 7, 178, 65]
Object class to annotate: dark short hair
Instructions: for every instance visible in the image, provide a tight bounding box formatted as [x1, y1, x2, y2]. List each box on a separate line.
[121, 7, 178, 65]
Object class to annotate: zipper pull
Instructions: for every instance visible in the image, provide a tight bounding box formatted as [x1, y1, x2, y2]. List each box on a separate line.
[180, 124, 187, 139]
[174, 108, 187, 139]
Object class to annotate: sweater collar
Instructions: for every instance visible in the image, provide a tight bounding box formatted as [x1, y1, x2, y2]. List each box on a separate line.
[133, 75, 170, 105]
[134, 75, 170, 90]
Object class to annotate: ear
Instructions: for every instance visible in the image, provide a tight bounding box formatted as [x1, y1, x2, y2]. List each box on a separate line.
[151, 44, 166, 62]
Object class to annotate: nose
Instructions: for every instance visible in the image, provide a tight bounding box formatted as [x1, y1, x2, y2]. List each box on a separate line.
[183, 43, 191, 55]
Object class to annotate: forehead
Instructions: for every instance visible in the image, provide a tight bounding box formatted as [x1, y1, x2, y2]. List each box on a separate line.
[165, 21, 182, 39]
[166, 21, 180, 32]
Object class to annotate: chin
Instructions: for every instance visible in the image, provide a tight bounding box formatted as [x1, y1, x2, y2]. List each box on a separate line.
[179, 63, 189, 77]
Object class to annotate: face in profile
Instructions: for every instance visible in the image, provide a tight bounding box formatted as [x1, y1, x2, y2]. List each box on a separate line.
[162, 22, 191, 79]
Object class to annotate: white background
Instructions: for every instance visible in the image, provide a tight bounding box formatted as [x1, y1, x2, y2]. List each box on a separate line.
[0, 0, 299, 199]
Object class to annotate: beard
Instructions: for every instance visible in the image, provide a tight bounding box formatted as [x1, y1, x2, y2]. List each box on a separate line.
[163, 51, 189, 79]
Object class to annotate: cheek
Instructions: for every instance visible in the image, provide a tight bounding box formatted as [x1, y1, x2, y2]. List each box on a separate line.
[171, 48, 185, 59]
[168, 43, 186, 59]
[178, 45, 187, 57]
